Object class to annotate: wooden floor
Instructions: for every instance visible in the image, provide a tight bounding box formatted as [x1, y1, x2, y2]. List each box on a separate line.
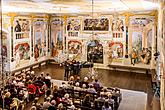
[33, 64, 154, 110]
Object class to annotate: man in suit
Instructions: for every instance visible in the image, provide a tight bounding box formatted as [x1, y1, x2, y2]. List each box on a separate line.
[64, 59, 70, 81]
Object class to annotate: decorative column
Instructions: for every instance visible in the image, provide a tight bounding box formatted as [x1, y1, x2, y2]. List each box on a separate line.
[44, 14, 51, 57]
[123, 13, 133, 57]
[30, 14, 35, 58]
[7, 13, 16, 62]
[63, 15, 67, 54]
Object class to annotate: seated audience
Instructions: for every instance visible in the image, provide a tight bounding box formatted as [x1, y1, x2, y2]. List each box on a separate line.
[87, 84, 96, 93]
[81, 77, 89, 88]
[93, 79, 102, 91]
[43, 97, 51, 109]
[48, 100, 57, 110]
[45, 73, 51, 89]
[102, 101, 112, 110]
[82, 94, 91, 108]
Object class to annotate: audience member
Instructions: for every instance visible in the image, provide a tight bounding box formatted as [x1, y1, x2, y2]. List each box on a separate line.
[43, 97, 51, 109]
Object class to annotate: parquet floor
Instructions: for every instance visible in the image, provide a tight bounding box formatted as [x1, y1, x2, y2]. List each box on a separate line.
[31, 64, 154, 110]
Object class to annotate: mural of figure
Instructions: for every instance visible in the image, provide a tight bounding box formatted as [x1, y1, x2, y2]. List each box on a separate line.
[51, 18, 63, 56]
[132, 32, 142, 51]
[22, 20, 29, 32]
[107, 48, 113, 64]
[24, 46, 30, 60]
[56, 31, 63, 49]
[33, 19, 47, 59]
[34, 44, 39, 61]
[15, 20, 22, 39]
[112, 18, 124, 32]
[51, 42, 58, 57]
[14, 43, 30, 65]
[2, 46, 7, 57]
[109, 42, 123, 59]
[41, 42, 46, 56]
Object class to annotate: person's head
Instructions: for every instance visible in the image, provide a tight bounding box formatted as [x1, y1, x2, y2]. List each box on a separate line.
[31, 71, 35, 75]
[30, 106, 37, 110]
[89, 84, 93, 88]
[5, 92, 11, 98]
[95, 79, 98, 82]
[84, 77, 88, 82]
[69, 76, 74, 81]
[84, 94, 90, 101]
[46, 97, 50, 102]
[50, 95, 53, 100]
[51, 100, 56, 106]
[53, 85, 58, 92]
[100, 92, 104, 97]
[82, 84, 86, 89]
[64, 93, 69, 99]
[58, 103, 63, 109]
[103, 88, 107, 92]
[41, 72, 44, 76]
[62, 82, 66, 85]
[34, 97, 39, 104]
[76, 76, 80, 81]
[91, 76, 95, 80]
[16, 20, 19, 24]
[75, 82, 80, 87]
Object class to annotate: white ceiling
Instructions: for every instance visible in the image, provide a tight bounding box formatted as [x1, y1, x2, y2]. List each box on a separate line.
[2, 0, 160, 14]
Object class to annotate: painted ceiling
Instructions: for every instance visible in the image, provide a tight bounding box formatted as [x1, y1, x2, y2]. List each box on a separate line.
[2, 0, 159, 14]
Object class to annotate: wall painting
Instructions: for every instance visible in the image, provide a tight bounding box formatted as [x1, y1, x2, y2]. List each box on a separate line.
[87, 39, 103, 63]
[84, 18, 109, 31]
[14, 18, 30, 39]
[14, 42, 30, 67]
[51, 18, 63, 57]
[33, 19, 47, 61]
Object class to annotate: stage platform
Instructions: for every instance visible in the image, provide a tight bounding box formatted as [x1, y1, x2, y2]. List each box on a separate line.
[94, 58, 152, 74]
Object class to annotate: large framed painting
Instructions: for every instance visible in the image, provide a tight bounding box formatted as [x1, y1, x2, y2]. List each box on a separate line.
[68, 40, 82, 54]
[14, 18, 30, 39]
[51, 18, 63, 57]
[14, 42, 30, 67]
[83, 18, 109, 31]
[87, 39, 103, 63]
[33, 19, 47, 61]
